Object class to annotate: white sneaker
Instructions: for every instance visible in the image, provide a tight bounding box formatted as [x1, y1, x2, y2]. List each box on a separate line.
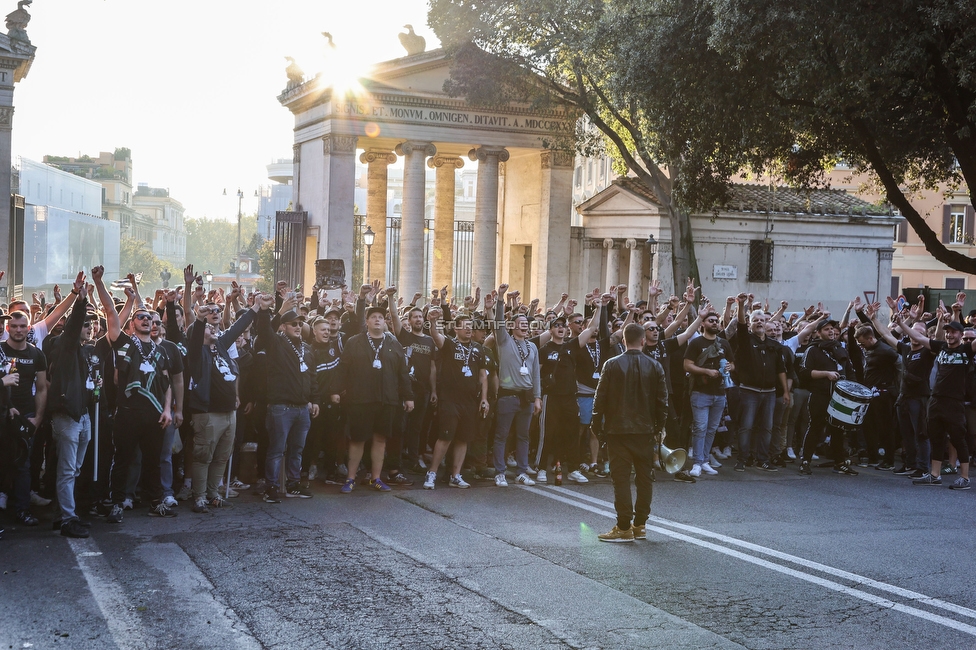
[722, 446, 732, 458]
[495, 473, 508, 487]
[786, 447, 796, 460]
[308, 465, 319, 481]
[701, 462, 718, 475]
[568, 470, 589, 483]
[0, 491, 6, 509]
[423, 471, 437, 490]
[30, 491, 51, 507]
[708, 453, 723, 468]
[689, 464, 702, 478]
[242, 442, 258, 453]
[229, 479, 251, 490]
[536, 469, 548, 483]
[506, 454, 517, 468]
[162, 495, 179, 508]
[224, 487, 240, 498]
[449, 474, 470, 489]
[122, 498, 134, 510]
[515, 473, 536, 486]
[711, 447, 728, 460]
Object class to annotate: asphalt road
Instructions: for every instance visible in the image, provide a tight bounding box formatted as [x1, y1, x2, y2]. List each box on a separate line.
[2, 462, 975, 650]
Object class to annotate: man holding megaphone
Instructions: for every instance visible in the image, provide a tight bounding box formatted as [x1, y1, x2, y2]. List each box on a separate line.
[591, 323, 668, 543]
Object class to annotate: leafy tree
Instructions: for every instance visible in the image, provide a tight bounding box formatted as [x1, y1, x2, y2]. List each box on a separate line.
[184, 215, 258, 276]
[256, 239, 276, 293]
[700, 0, 976, 273]
[119, 237, 165, 288]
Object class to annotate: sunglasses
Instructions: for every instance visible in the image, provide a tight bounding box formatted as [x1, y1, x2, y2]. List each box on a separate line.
[571, 321, 584, 326]
[133, 313, 153, 321]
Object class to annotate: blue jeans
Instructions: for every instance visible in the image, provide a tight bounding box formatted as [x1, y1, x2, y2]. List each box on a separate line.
[265, 404, 311, 489]
[159, 423, 177, 497]
[690, 392, 727, 466]
[52, 413, 91, 521]
[737, 389, 775, 463]
[493, 395, 534, 475]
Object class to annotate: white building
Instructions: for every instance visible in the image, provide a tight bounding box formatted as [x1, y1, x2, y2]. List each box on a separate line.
[16, 157, 120, 289]
[133, 183, 187, 267]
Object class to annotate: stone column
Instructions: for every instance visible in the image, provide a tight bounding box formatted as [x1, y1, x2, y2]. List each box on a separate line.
[604, 239, 619, 289]
[359, 149, 397, 284]
[0, 36, 35, 300]
[469, 146, 509, 292]
[395, 141, 436, 298]
[319, 134, 359, 275]
[536, 149, 574, 305]
[626, 238, 642, 302]
[428, 154, 464, 294]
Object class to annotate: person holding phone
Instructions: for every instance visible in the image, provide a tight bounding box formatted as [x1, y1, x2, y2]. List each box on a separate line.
[422, 311, 489, 489]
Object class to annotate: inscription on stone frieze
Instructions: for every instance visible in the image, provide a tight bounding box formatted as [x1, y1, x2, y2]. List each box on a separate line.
[332, 101, 573, 133]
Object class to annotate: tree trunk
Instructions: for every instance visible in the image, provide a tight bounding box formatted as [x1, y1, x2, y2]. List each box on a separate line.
[665, 202, 700, 296]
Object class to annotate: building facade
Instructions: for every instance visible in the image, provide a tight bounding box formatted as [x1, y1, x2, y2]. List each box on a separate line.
[133, 183, 186, 266]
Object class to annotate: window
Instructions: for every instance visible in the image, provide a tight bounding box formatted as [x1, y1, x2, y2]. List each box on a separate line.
[946, 278, 965, 291]
[748, 239, 773, 282]
[890, 277, 900, 299]
[943, 204, 974, 245]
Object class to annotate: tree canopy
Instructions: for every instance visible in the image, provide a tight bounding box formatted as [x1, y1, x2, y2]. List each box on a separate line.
[429, 0, 976, 280]
[184, 214, 259, 278]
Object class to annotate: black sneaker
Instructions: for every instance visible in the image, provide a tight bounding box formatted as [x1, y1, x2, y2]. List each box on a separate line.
[908, 469, 925, 479]
[912, 473, 942, 486]
[943, 465, 959, 475]
[89, 501, 113, 517]
[875, 462, 894, 471]
[15, 510, 38, 526]
[673, 471, 696, 483]
[773, 456, 787, 468]
[52, 518, 92, 531]
[387, 472, 414, 486]
[60, 519, 90, 538]
[893, 466, 913, 476]
[744, 458, 755, 468]
[107, 504, 124, 524]
[264, 486, 282, 503]
[734, 461, 745, 472]
[757, 462, 778, 472]
[148, 503, 177, 518]
[285, 483, 313, 499]
[833, 461, 859, 476]
[799, 460, 812, 475]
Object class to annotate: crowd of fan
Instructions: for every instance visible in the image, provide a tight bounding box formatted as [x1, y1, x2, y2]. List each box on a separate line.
[0, 263, 971, 540]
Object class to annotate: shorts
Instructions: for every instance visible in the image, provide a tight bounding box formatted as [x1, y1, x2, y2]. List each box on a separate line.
[437, 399, 479, 443]
[577, 396, 595, 425]
[346, 402, 398, 443]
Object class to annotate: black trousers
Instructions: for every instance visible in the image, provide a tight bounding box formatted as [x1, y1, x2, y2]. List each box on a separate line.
[111, 406, 164, 506]
[800, 392, 849, 465]
[607, 434, 654, 529]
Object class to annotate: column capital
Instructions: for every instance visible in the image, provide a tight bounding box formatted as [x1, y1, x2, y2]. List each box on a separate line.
[584, 238, 605, 250]
[395, 141, 436, 157]
[603, 238, 616, 249]
[540, 149, 574, 169]
[428, 154, 465, 170]
[468, 146, 510, 163]
[292, 142, 301, 163]
[0, 106, 14, 130]
[322, 134, 359, 155]
[359, 149, 397, 165]
[625, 238, 638, 249]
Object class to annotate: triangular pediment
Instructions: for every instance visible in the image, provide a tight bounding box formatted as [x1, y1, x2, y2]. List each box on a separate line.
[363, 49, 457, 97]
[577, 180, 664, 216]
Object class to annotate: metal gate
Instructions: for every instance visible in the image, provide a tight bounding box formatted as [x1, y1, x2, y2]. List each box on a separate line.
[274, 210, 307, 290]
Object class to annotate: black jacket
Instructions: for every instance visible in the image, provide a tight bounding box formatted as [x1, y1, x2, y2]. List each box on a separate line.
[47, 296, 94, 422]
[184, 309, 255, 413]
[256, 310, 318, 405]
[732, 330, 786, 390]
[331, 331, 413, 406]
[592, 350, 668, 436]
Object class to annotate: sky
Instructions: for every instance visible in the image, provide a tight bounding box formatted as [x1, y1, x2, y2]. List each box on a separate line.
[12, 0, 438, 221]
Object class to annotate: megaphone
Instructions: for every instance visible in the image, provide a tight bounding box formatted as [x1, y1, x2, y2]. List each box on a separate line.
[658, 442, 687, 474]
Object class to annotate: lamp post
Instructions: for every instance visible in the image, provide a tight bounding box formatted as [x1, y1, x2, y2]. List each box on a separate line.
[224, 187, 258, 284]
[273, 247, 281, 286]
[205, 270, 213, 292]
[363, 225, 375, 281]
[645, 234, 658, 285]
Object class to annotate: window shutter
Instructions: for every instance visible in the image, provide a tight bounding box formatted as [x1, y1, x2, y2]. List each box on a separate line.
[897, 219, 908, 243]
[966, 206, 975, 245]
[943, 205, 952, 243]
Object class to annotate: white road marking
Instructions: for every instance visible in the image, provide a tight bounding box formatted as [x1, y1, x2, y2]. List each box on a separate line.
[68, 538, 154, 650]
[546, 485, 976, 622]
[526, 486, 976, 638]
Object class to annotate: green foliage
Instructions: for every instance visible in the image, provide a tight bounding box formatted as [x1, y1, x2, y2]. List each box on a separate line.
[119, 237, 164, 287]
[113, 147, 131, 161]
[256, 239, 276, 293]
[184, 214, 258, 276]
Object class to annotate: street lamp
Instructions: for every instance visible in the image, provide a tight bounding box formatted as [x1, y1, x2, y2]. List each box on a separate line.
[205, 270, 213, 292]
[645, 234, 658, 284]
[224, 187, 258, 284]
[363, 225, 375, 281]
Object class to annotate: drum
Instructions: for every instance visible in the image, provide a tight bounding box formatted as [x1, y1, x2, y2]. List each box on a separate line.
[827, 380, 874, 429]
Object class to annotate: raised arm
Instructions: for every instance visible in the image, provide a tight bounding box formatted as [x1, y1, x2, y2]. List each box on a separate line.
[894, 313, 932, 350]
[386, 287, 401, 337]
[577, 301, 602, 347]
[91, 266, 121, 343]
[426, 307, 446, 349]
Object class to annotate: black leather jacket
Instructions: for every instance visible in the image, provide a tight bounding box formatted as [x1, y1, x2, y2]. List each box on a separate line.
[592, 350, 668, 436]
